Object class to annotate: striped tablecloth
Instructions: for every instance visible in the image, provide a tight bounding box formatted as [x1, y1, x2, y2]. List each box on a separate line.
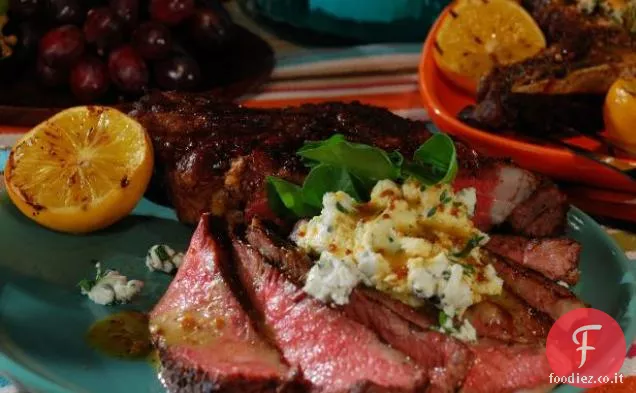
[0, 40, 635, 393]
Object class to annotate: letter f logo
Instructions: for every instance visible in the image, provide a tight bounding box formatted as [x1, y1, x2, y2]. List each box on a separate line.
[572, 324, 602, 368]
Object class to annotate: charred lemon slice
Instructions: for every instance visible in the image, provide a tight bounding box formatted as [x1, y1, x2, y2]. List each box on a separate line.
[605, 77, 636, 153]
[433, 0, 546, 94]
[4, 106, 153, 233]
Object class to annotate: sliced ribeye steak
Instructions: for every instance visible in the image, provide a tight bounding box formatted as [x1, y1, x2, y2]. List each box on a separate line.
[232, 237, 427, 393]
[149, 215, 295, 393]
[245, 219, 554, 393]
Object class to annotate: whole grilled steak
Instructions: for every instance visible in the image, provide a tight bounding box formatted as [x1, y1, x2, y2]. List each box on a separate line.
[460, 0, 636, 134]
[149, 215, 295, 393]
[232, 238, 427, 393]
[130, 92, 567, 237]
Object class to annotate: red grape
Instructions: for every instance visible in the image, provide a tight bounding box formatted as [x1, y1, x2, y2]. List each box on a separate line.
[9, 0, 44, 18]
[109, 0, 139, 28]
[133, 21, 172, 60]
[150, 0, 194, 26]
[38, 25, 85, 68]
[48, 0, 85, 25]
[36, 58, 68, 87]
[108, 45, 148, 94]
[70, 56, 110, 102]
[154, 55, 200, 91]
[83, 7, 125, 52]
[189, 7, 233, 50]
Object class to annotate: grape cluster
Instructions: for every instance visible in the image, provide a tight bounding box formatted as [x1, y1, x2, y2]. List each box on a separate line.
[7, 0, 234, 102]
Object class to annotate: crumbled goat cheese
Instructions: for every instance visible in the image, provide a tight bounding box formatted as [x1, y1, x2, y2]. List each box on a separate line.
[80, 264, 144, 305]
[303, 252, 365, 305]
[146, 244, 184, 273]
[456, 188, 477, 216]
[557, 280, 570, 288]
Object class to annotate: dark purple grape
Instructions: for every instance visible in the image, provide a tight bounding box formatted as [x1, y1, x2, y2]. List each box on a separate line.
[83, 7, 125, 52]
[38, 25, 85, 67]
[109, 0, 139, 28]
[70, 56, 110, 102]
[108, 45, 148, 94]
[48, 0, 84, 24]
[150, 0, 194, 26]
[154, 55, 200, 91]
[189, 7, 233, 50]
[133, 21, 172, 60]
[9, 0, 44, 18]
[36, 58, 68, 87]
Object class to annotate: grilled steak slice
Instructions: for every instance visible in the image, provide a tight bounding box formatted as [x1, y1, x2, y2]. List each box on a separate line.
[453, 162, 540, 232]
[461, 340, 553, 393]
[232, 239, 427, 393]
[505, 183, 568, 237]
[464, 289, 552, 345]
[486, 235, 581, 284]
[131, 93, 567, 236]
[490, 257, 585, 320]
[149, 215, 294, 393]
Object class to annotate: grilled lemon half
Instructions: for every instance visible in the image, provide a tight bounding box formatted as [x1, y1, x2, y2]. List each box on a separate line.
[434, 0, 546, 94]
[4, 106, 153, 233]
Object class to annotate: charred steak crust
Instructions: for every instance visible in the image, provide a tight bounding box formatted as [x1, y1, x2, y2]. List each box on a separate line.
[157, 347, 290, 393]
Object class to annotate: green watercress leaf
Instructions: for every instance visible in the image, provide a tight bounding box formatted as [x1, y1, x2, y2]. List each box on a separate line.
[297, 134, 401, 185]
[410, 134, 458, 185]
[302, 164, 365, 209]
[266, 177, 318, 218]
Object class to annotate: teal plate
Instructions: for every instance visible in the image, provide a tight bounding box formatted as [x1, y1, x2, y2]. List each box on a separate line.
[0, 191, 635, 393]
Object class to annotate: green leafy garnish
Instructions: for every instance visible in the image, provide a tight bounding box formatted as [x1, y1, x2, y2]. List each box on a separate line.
[427, 206, 437, 218]
[268, 133, 458, 218]
[266, 177, 318, 218]
[77, 263, 107, 292]
[302, 164, 365, 209]
[298, 134, 401, 188]
[453, 235, 486, 258]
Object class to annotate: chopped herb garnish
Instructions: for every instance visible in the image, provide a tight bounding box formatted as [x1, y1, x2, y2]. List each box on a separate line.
[460, 263, 476, 276]
[155, 245, 170, 261]
[438, 310, 449, 327]
[439, 190, 448, 202]
[420, 184, 427, 191]
[427, 206, 438, 217]
[336, 202, 348, 213]
[388, 236, 395, 243]
[442, 270, 451, 280]
[453, 202, 463, 208]
[77, 263, 107, 292]
[453, 235, 486, 258]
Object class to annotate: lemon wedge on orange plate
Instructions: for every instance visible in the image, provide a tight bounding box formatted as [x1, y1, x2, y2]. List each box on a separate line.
[433, 0, 546, 94]
[4, 106, 153, 233]
[605, 77, 636, 154]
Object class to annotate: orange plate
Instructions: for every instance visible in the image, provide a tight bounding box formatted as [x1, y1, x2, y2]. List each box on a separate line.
[419, 6, 636, 195]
